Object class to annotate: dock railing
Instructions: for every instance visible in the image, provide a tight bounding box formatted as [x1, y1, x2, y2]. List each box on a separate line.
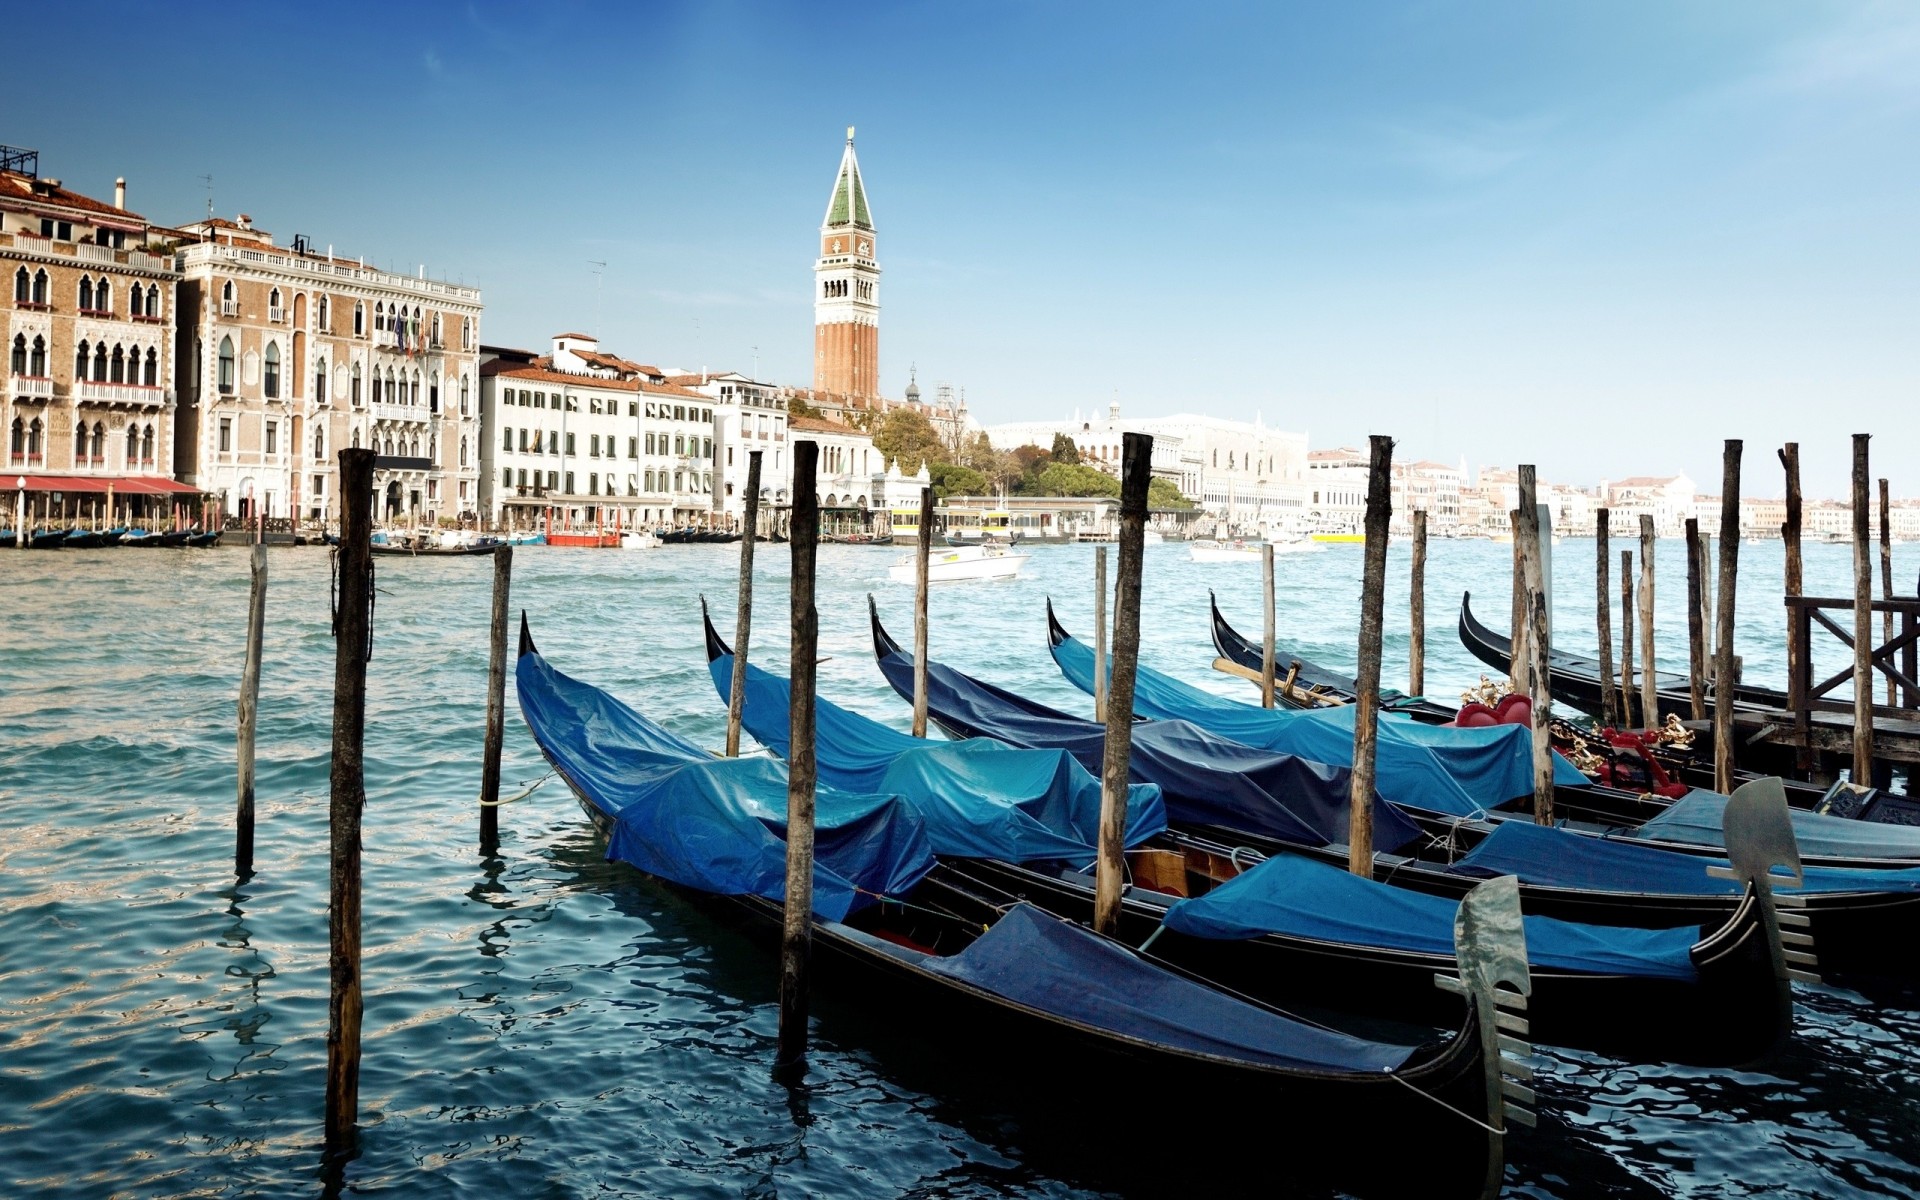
[1785, 596, 1920, 742]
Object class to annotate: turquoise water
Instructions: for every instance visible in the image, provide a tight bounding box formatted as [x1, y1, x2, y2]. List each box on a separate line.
[2, 538, 1917, 1198]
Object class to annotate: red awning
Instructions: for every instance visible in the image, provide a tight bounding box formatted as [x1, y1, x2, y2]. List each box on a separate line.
[9, 474, 203, 495]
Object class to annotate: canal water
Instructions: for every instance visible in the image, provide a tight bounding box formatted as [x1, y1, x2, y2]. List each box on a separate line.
[2, 537, 1916, 1198]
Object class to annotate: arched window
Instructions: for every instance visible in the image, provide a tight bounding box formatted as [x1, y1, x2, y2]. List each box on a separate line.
[314, 427, 325, 458]
[353, 301, 365, 336]
[127, 424, 139, 463]
[374, 301, 385, 332]
[221, 279, 234, 304]
[146, 284, 159, 318]
[409, 370, 419, 406]
[263, 343, 280, 398]
[143, 348, 157, 387]
[461, 317, 471, 350]
[384, 436, 395, 456]
[109, 344, 126, 384]
[351, 427, 361, 449]
[90, 422, 105, 461]
[129, 285, 144, 318]
[431, 312, 441, 346]
[78, 275, 94, 311]
[27, 416, 42, 457]
[31, 269, 47, 305]
[8, 335, 22, 375]
[8, 416, 21, 460]
[351, 362, 362, 406]
[13, 267, 28, 302]
[460, 375, 469, 416]
[93, 343, 107, 381]
[385, 368, 396, 404]
[459, 436, 468, 466]
[97, 279, 110, 314]
[75, 340, 90, 380]
[141, 424, 154, 463]
[29, 336, 44, 376]
[74, 423, 87, 461]
[318, 295, 330, 330]
[269, 287, 281, 314]
[218, 337, 235, 391]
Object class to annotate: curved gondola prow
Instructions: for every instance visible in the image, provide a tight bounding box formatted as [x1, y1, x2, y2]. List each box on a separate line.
[867, 593, 906, 663]
[1045, 597, 1071, 649]
[1442, 874, 1535, 1197]
[518, 610, 537, 659]
[1712, 776, 1819, 993]
[700, 595, 733, 663]
[1208, 589, 1255, 665]
[1457, 591, 1516, 679]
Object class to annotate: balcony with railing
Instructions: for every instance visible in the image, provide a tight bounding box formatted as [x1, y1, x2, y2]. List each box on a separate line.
[174, 242, 483, 303]
[372, 401, 423, 424]
[75, 242, 117, 265]
[268, 306, 286, 324]
[9, 374, 54, 401]
[220, 298, 240, 317]
[76, 380, 168, 408]
[373, 328, 402, 351]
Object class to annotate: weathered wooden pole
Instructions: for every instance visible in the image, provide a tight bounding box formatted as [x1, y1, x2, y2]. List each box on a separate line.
[1638, 514, 1658, 725]
[1620, 551, 1637, 728]
[1093, 432, 1152, 935]
[1713, 441, 1743, 795]
[234, 542, 268, 876]
[1881, 477, 1895, 706]
[1851, 435, 1874, 783]
[724, 451, 763, 757]
[1093, 544, 1108, 722]
[1409, 509, 1427, 698]
[1350, 435, 1394, 876]
[1685, 516, 1707, 721]
[1780, 443, 1804, 710]
[478, 545, 514, 854]
[1508, 509, 1527, 681]
[910, 486, 934, 738]
[1261, 543, 1277, 708]
[1515, 467, 1553, 823]
[325, 446, 376, 1153]
[1699, 525, 1715, 663]
[778, 439, 821, 1075]
[1595, 509, 1616, 728]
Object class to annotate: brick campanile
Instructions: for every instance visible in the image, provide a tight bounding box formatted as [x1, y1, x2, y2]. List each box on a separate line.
[813, 127, 880, 401]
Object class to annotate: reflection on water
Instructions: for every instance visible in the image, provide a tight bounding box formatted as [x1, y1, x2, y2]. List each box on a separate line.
[0, 539, 1916, 1198]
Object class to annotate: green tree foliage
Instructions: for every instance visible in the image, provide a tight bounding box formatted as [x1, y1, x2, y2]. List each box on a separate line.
[928, 462, 989, 499]
[1148, 478, 1197, 510]
[873, 408, 944, 473]
[1033, 462, 1122, 497]
[1049, 432, 1081, 465]
[787, 393, 821, 421]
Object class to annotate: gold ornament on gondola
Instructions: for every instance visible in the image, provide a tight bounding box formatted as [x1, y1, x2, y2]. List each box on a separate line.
[1459, 675, 1515, 708]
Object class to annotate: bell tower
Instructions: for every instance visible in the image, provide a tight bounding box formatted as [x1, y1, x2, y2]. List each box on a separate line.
[813, 126, 880, 401]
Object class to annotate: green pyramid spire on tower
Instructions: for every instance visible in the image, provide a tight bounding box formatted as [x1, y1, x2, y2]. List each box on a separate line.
[825, 126, 873, 231]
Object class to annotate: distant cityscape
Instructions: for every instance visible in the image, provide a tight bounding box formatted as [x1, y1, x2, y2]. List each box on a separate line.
[4, 133, 1907, 541]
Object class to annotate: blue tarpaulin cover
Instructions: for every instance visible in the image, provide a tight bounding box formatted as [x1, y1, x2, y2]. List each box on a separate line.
[1048, 630, 1586, 816]
[517, 649, 936, 920]
[706, 651, 1167, 862]
[923, 903, 1419, 1072]
[1164, 853, 1699, 981]
[870, 628, 1424, 853]
[1453, 818, 1920, 896]
[1631, 789, 1920, 861]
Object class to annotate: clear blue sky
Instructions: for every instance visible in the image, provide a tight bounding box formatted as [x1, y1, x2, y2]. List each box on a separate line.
[11, 1, 1916, 497]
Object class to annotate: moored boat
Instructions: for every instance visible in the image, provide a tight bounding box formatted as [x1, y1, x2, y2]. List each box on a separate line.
[886, 543, 1029, 584]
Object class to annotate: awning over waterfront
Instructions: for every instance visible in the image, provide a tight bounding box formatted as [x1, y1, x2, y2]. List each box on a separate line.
[9, 474, 203, 495]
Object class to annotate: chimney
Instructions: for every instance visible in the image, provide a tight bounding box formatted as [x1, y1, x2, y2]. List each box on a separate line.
[237, 213, 251, 230]
[114, 177, 126, 210]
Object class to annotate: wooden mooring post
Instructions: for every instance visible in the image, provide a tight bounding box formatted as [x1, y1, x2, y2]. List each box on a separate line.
[724, 452, 762, 757]
[1595, 510, 1616, 728]
[1685, 516, 1706, 721]
[1093, 544, 1108, 722]
[1620, 550, 1637, 729]
[1780, 443, 1807, 771]
[911, 486, 933, 738]
[235, 541, 268, 876]
[1852, 435, 1874, 783]
[325, 447, 376, 1153]
[1350, 435, 1394, 875]
[1410, 509, 1427, 698]
[1882, 478, 1895, 707]
[1261, 543, 1277, 708]
[1094, 433, 1152, 935]
[1713, 441, 1743, 795]
[478, 546, 514, 855]
[778, 439, 821, 1076]
[1638, 514, 1657, 725]
[1508, 509, 1527, 683]
[1516, 467, 1553, 823]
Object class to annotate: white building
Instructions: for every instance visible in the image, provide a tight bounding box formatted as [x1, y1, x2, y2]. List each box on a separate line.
[1306, 447, 1368, 533]
[1600, 474, 1697, 537]
[668, 369, 792, 527]
[478, 334, 717, 530]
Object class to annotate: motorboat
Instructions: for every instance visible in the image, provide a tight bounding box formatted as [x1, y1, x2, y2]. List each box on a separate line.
[1188, 539, 1262, 563]
[887, 543, 1029, 584]
[621, 530, 662, 550]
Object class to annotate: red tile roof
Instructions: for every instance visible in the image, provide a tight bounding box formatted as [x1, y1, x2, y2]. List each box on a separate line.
[0, 170, 147, 222]
[789, 416, 867, 436]
[484, 362, 709, 398]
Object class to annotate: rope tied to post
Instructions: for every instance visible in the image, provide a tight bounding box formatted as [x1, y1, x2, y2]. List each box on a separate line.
[480, 770, 552, 807]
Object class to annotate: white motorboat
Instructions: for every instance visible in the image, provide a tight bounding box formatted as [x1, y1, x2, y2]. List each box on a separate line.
[888, 543, 1030, 584]
[1188, 538, 1263, 563]
[621, 531, 661, 550]
[1142, 529, 1166, 545]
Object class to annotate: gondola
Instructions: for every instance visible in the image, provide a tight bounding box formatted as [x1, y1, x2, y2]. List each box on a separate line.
[1459, 590, 1787, 723]
[27, 529, 66, 549]
[368, 540, 500, 556]
[867, 600, 1920, 979]
[517, 614, 1518, 1200]
[702, 603, 1788, 1065]
[183, 530, 223, 548]
[62, 529, 108, 549]
[1209, 591, 1458, 720]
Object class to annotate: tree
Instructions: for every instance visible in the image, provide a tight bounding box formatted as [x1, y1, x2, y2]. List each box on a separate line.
[1148, 477, 1197, 510]
[928, 462, 989, 499]
[787, 393, 821, 421]
[1033, 461, 1122, 498]
[872, 407, 944, 474]
[1049, 432, 1081, 465]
